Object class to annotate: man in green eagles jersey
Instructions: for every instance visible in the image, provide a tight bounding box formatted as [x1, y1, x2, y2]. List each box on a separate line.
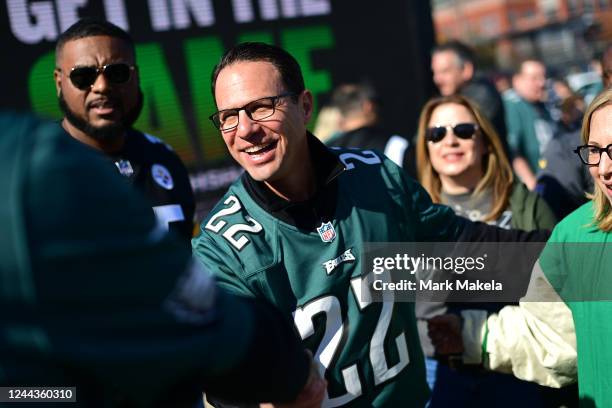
[194, 43, 546, 407]
[0, 111, 325, 407]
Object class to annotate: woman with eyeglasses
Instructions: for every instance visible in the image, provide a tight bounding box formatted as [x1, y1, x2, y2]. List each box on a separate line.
[414, 94, 565, 407]
[428, 86, 612, 408]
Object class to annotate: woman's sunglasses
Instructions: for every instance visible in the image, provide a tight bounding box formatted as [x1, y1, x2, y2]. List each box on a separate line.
[426, 123, 479, 143]
[65, 63, 135, 90]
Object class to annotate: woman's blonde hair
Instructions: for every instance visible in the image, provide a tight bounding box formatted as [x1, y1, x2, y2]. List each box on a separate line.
[416, 94, 513, 222]
[581, 87, 612, 232]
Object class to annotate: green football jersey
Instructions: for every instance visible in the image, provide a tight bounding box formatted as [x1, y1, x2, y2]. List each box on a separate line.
[193, 146, 464, 407]
[539, 202, 612, 407]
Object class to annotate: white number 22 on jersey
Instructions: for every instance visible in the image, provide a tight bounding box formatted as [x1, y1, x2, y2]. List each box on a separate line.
[293, 273, 409, 407]
[205, 195, 263, 250]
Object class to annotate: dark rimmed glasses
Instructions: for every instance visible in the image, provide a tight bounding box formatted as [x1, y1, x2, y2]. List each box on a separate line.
[426, 123, 479, 143]
[574, 144, 612, 165]
[59, 63, 136, 90]
[209, 92, 296, 132]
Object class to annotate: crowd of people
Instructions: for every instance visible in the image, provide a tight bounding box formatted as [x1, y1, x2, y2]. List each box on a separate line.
[2, 16, 612, 408]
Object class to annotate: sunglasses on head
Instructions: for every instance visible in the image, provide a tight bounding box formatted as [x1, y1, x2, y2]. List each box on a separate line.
[426, 123, 479, 143]
[66, 63, 135, 90]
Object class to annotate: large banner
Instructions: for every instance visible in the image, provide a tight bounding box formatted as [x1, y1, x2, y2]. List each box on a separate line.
[1, 0, 435, 216]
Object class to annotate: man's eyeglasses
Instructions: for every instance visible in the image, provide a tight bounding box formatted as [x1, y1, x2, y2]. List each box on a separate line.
[574, 144, 612, 165]
[209, 92, 296, 131]
[59, 63, 136, 90]
[426, 123, 479, 143]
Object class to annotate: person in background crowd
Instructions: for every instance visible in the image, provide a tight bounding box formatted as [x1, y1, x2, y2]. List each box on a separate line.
[0, 110, 325, 408]
[547, 77, 574, 122]
[429, 87, 612, 408]
[535, 45, 612, 219]
[431, 41, 508, 155]
[504, 59, 556, 190]
[415, 94, 561, 407]
[54, 18, 195, 243]
[602, 44, 612, 89]
[326, 82, 416, 178]
[493, 72, 513, 95]
[312, 104, 342, 144]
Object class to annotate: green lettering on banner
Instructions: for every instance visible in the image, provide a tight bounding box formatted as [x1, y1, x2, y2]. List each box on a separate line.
[134, 44, 193, 164]
[184, 37, 226, 163]
[239, 31, 274, 44]
[281, 26, 334, 130]
[29, 51, 61, 120]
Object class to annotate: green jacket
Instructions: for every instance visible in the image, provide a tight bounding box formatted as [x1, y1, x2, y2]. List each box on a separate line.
[509, 181, 557, 231]
[504, 90, 555, 173]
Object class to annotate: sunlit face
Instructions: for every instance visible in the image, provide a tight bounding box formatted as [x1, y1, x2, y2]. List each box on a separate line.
[54, 36, 140, 140]
[432, 51, 466, 96]
[427, 103, 487, 190]
[587, 104, 612, 205]
[213, 61, 313, 185]
[514, 61, 546, 103]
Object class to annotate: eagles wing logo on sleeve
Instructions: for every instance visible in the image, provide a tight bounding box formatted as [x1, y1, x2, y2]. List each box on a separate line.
[151, 163, 174, 190]
[317, 221, 336, 243]
[322, 248, 356, 275]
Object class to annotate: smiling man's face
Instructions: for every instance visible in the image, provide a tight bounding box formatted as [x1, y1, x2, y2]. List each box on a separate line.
[213, 60, 313, 186]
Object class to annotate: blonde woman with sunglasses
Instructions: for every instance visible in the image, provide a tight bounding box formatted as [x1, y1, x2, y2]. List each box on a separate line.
[414, 94, 565, 407]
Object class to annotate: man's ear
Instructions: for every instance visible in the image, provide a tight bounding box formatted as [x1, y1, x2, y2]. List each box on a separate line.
[300, 90, 314, 124]
[53, 68, 62, 97]
[462, 61, 474, 82]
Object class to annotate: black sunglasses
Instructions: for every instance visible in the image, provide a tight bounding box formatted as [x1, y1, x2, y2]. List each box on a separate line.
[426, 123, 479, 143]
[64, 63, 136, 90]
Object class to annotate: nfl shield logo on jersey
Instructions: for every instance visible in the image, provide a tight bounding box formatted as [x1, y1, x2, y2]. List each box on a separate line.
[115, 160, 134, 177]
[152, 163, 174, 190]
[317, 221, 336, 243]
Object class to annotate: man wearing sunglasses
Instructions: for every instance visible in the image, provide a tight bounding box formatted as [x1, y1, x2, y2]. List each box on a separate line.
[193, 42, 550, 407]
[53, 18, 195, 243]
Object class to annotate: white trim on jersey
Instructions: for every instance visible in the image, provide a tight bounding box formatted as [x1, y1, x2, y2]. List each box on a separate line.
[383, 135, 410, 168]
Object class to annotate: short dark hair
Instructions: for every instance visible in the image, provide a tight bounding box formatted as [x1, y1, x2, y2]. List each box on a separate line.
[331, 83, 378, 116]
[210, 42, 305, 102]
[432, 41, 476, 69]
[56, 18, 135, 62]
